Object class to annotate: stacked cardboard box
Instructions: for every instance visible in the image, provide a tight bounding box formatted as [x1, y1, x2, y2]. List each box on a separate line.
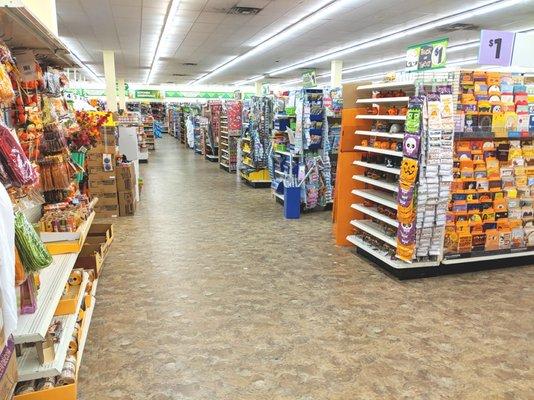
[116, 162, 137, 216]
[87, 127, 119, 218]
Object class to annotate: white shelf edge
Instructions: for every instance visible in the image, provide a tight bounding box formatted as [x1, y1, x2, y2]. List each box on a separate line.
[14, 253, 79, 344]
[350, 220, 397, 247]
[442, 249, 534, 264]
[346, 235, 437, 269]
[357, 81, 415, 90]
[354, 146, 403, 157]
[273, 192, 284, 201]
[75, 297, 95, 375]
[351, 189, 397, 209]
[354, 130, 405, 139]
[356, 115, 407, 121]
[352, 175, 398, 192]
[17, 273, 88, 382]
[353, 160, 400, 175]
[351, 204, 397, 227]
[356, 97, 410, 104]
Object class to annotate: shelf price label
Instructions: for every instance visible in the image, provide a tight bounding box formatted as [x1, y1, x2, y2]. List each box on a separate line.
[478, 30, 515, 66]
[406, 38, 448, 71]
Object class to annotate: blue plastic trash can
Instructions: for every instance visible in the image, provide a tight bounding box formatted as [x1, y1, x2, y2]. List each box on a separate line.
[284, 187, 301, 219]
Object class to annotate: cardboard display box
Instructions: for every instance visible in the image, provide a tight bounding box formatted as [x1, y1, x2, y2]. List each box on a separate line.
[117, 191, 136, 216]
[115, 163, 135, 192]
[94, 205, 119, 218]
[0, 338, 17, 400]
[95, 192, 118, 206]
[88, 178, 117, 194]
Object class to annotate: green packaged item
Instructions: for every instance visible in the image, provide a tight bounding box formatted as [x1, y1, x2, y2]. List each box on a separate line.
[14, 212, 53, 272]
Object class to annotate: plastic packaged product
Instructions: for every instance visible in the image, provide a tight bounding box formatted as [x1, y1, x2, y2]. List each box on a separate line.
[35, 377, 56, 391]
[14, 211, 53, 273]
[0, 124, 38, 186]
[15, 380, 35, 395]
[0, 64, 14, 105]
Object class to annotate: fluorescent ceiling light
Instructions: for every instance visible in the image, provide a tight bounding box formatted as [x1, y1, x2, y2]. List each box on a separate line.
[233, 75, 265, 86]
[146, 0, 180, 84]
[269, 0, 528, 76]
[192, 0, 364, 84]
[247, 0, 337, 47]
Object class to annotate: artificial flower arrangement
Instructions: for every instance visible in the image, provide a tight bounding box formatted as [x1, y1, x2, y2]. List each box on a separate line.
[70, 111, 110, 150]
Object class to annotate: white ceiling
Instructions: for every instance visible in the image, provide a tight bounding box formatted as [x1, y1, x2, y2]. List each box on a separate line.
[56, 0, 534, 85]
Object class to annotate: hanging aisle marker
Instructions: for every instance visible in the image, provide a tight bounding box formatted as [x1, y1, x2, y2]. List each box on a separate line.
[478, 30, 516, 66]
[405, 38, 448, 72]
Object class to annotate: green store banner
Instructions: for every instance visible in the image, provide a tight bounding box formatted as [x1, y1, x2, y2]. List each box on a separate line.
[302, 69, 317, 88]
[135, 90, 162, 99]
[406, 37, 448, 71]
[165, 91, 253, 99]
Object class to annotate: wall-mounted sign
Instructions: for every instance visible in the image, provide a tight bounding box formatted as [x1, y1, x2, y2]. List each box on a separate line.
[478, 30, 515, 66]
[302, 69, 317, 88]
[406, 38, 448, 71]
[134, 90, 161, 99]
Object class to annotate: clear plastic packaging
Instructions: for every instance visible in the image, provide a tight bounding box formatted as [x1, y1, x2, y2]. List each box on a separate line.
[0, 124, 38, 186]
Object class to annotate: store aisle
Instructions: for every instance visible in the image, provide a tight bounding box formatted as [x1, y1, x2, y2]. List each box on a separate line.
[78, 136, 533, 400]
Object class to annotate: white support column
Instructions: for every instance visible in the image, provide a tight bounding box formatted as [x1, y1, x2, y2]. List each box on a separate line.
[255, 81, 262, 96]
[330, 60, 343, 88]
[118, 78, 127, 111]
[102, 50, 118, 112]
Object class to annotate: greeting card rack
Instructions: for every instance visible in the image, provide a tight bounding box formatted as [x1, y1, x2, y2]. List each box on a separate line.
[333, 69, 534, 278]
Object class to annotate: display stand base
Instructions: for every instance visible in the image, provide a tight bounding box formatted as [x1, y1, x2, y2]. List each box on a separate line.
[205, 155, 218, 162]
[242, 179, 271, 188]
[354, 247, 534, 280]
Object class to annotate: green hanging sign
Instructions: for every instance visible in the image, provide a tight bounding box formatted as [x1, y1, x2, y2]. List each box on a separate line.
[406, 37, 449, 71]
[165, 91, 253, 99]
[302, 69, 317, 88]
[135, 90, 161, 99]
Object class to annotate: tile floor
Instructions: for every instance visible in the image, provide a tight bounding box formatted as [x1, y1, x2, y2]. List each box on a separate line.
[78, 136, 534, 400]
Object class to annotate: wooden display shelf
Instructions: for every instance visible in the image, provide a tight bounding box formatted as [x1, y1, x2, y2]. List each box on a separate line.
[43, 212, 95, 255]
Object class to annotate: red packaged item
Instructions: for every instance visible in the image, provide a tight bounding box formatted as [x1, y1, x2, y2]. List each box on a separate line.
[0, 124, 38, 186]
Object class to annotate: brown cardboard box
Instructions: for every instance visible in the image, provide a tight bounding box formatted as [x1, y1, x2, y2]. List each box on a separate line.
[118, 191, 136, 216]
[88, 143, 116, 155]
[99, 132, 116, 146]
[95, 204, 119, 218]
[0, 339, 17, 400]
[116, 163, 135, 192]
[88, 171, 115, 182]
[89, 178, 118, 194]
[96, 192, 118, 206]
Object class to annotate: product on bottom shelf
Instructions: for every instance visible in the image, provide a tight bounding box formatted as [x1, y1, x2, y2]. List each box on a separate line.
[116, 162, 136, 216]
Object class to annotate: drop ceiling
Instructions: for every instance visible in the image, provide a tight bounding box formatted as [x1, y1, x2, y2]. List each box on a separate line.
[56, 0, 534, 85]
